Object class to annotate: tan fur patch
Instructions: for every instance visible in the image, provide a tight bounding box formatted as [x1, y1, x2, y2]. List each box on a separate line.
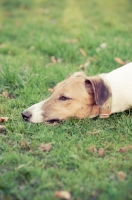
[39, 73, 99, 122]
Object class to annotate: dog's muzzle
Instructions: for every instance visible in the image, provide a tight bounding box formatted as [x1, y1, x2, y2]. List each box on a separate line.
[21, 110, 61, 124]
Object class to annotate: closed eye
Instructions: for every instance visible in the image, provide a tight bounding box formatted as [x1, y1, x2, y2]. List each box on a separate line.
[59, 96, 71, 101]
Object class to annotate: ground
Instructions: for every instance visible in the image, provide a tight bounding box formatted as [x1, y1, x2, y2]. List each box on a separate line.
[0, 0, 132, 199]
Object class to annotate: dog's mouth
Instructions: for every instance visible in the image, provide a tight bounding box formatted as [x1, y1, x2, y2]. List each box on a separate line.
[46, 119, 61, 124]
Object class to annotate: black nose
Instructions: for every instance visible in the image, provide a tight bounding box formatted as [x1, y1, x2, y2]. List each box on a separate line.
[21, 110, 32, 121]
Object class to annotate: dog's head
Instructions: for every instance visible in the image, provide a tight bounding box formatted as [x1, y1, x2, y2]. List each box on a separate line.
[22, 72, 111, 124]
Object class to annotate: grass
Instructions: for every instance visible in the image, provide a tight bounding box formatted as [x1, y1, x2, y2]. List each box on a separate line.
[0, 0, 132, 199]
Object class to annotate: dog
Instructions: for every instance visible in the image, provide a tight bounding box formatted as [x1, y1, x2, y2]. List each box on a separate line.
[22, 62, 132, 124]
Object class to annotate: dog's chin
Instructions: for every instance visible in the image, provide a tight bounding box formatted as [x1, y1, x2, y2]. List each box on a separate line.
[45, 119, 61, 125]
[23, 118, 61, 125]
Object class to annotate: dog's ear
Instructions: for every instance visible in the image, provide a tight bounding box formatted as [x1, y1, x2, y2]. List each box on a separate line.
[65, 71, 87, 79]
[85, 76, 111, 106]
[72, 71, 87, 77]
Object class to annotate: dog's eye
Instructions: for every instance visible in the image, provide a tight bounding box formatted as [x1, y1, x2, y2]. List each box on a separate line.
[59, 96, 70, 101]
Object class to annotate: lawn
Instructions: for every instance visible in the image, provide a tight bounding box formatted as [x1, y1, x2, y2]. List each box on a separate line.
[0, 0, 132, 199]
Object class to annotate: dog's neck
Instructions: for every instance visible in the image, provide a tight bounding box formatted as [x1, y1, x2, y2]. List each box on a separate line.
[99, 96, 112, 118]
[89, 96, 112, 119]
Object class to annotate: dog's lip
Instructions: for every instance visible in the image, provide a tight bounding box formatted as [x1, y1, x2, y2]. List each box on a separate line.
[45, 119, 61, 124]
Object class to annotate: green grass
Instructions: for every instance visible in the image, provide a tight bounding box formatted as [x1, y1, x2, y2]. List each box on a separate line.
[0, 0, 132, 199]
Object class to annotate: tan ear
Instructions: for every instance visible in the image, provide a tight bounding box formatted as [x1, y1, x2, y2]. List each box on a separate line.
[85, 76, 111, 106]
[65, 71, 87, 79]
[72, 71, 87, 77]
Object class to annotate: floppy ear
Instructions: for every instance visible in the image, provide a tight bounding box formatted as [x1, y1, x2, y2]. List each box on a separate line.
[85, 76, 111, 106]
[72, 71, 87, 77]
[65, 71, 87, 79]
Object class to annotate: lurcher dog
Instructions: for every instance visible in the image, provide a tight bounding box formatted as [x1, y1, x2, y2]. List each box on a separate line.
[22, 62, 132, 124]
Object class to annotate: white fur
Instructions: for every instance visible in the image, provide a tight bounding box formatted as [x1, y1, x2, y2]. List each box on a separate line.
[24, 100, 48, 123]
[104, 62, 132, 113]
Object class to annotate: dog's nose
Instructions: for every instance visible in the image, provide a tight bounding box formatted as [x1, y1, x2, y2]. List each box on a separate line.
[21, 110, 32, 121]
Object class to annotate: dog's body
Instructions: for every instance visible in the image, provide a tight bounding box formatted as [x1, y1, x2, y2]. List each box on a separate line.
[22, 62, 132, 124]
[100, 62, 132, 114]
